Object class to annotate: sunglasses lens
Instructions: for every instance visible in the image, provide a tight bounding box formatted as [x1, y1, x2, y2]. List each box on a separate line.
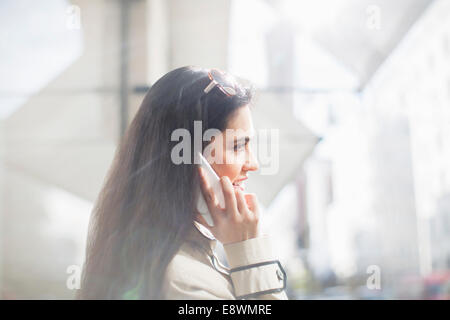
[223, 86, 236, 95]
[210, 69, 226, 82]
[210, 69, 237, 96]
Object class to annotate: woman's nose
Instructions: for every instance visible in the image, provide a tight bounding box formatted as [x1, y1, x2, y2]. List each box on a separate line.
[244, 148, 259, 172]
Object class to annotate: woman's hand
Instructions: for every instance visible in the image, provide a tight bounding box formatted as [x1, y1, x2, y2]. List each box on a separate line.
[195, 167, 261, 245]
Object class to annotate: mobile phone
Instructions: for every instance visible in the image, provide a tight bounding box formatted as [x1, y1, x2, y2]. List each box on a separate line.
[196, 152, 225, 227]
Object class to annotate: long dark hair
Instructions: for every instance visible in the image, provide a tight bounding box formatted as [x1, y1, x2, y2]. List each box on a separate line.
[77, 66, 253, 299]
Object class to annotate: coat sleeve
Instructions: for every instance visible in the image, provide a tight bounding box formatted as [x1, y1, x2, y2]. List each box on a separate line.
[223, 234, 288, 300]
[162, 277, 235, 300]
[162, 235, 289, 300]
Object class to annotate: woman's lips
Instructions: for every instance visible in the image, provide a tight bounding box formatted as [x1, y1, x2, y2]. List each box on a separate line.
[232, 177, 247, 191]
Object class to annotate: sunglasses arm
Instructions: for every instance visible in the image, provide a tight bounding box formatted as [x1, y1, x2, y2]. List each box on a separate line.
[203, 80, 217, 93]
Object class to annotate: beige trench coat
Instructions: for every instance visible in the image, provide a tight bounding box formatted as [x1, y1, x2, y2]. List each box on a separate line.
[162, 221, 288, 300]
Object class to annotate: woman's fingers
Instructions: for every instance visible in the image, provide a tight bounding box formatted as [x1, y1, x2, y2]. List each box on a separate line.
[235, 188, 251, 218]
[244, 193, 259, 214]
[237, 190, 259, 229]
[220, 176, 239, 218]
[198, 167, 260, 239]
[242, 192, 260, 238]
[196, 170, 262, 244]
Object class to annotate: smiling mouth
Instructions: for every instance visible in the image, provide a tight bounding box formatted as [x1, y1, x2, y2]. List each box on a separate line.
[232, 179, 247, 191]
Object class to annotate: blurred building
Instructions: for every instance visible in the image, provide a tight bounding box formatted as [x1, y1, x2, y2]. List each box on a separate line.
[296, 0, 450, 297]
[363, 0, 450, 283]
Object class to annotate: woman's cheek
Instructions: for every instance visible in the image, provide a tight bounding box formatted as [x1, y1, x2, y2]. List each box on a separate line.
[212, 161, 241, 180]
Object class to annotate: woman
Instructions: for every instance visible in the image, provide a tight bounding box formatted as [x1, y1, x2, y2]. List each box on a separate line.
[77, 66, 287, 300]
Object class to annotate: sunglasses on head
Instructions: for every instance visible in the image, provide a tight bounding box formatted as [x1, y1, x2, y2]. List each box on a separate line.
[203, 68, 238, 97]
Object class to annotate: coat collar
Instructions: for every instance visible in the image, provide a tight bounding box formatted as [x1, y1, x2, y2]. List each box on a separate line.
[185, 221, 218, 253]
[184, 221, 231, 277]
